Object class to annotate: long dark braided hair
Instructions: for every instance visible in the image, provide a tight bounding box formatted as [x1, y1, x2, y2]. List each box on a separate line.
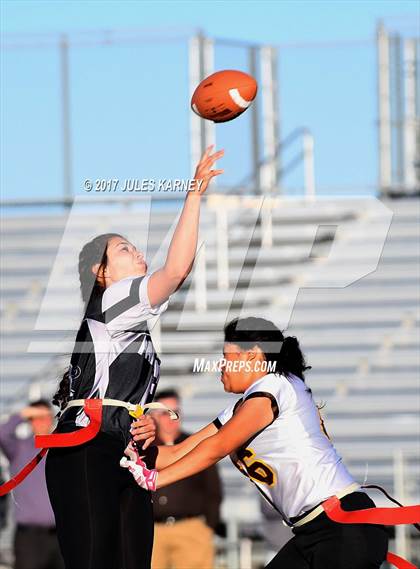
[52, 233, 125, 411]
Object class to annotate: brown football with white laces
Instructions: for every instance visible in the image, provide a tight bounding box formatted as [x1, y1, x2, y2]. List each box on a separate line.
[191, 69, 258, 123]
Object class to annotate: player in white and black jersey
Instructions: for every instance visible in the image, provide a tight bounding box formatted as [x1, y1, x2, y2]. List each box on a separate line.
[45, 145, 224, 569]
[56, 272, 168, 440]
[129, 317, 389, 569]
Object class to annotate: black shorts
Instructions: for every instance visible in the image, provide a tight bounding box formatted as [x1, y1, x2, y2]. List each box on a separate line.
[45, 431, 154, 569]
[266, 492, 389, 569]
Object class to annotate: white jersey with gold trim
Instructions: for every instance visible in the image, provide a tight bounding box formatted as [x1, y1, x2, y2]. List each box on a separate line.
[213, 372, 355, 522]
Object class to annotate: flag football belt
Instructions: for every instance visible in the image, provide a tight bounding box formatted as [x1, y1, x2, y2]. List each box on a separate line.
[292, 482, 360, 527]
[34, 398, 178, 448]
[0, 398, 177, 496]
[292, 482, 420, 569]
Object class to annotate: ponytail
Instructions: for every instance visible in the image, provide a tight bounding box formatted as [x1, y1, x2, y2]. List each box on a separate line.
[274, 335, 312, 381]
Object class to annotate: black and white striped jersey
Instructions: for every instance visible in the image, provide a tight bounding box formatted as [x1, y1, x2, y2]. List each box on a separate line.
[57, 274, 169, 442]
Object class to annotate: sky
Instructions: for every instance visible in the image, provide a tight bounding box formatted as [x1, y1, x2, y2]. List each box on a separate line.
[3, 1, 418, 43]
[1, 0, 419, 202]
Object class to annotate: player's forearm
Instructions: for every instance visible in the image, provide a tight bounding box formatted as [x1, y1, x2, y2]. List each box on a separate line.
[163, 147, 223, 280]
[152, 444, 195, 470]
[153, 424, 217, 469]
[163, 192, 201, 279]
[156, 435, 226, 489]
[146, 443, 199, 472]
[151, 445, 177, 469]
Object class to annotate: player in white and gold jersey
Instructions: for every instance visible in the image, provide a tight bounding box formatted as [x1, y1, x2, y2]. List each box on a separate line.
[213, 370, 355, 523]
[128, 317, 389, 569]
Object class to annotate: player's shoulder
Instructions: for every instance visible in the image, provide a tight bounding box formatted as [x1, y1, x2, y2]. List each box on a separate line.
[244, 372, 289, 398]
[244, 372, 304, 416]
[102, 274, 146, 310]
[110, 274, 146, 291]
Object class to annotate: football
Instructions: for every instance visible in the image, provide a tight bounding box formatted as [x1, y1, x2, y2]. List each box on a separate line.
[191, 69, 258, 123]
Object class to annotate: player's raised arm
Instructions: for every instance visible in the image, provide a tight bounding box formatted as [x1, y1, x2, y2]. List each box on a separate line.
[147, 146, 224, 308]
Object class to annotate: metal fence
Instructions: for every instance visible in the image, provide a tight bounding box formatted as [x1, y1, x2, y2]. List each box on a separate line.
[1, 20, 418, 204]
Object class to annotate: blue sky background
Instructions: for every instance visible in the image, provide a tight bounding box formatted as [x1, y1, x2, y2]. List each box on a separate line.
[1, 0, 419, 201]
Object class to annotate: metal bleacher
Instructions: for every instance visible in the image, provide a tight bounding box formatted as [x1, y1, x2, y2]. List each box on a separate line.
[1, 195, 419, 546]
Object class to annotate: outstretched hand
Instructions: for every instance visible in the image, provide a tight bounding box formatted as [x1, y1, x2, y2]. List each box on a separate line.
[191, 145, 224, 195]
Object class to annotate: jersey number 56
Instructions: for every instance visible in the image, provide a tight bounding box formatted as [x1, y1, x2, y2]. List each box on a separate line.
[236, 447, 276, 487]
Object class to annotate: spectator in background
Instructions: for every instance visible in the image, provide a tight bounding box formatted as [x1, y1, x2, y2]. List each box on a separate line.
[0, 462, 9, 565]
[0, 400, 64, 569]
[0, 462, 8, 530]
[151, 389, 222, 569]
